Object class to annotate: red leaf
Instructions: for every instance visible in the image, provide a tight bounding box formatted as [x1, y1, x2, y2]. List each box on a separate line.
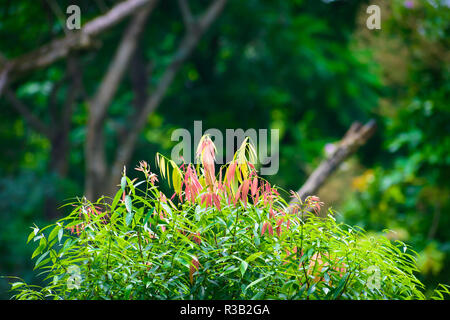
[234, 185, 242, 205]
[213, 193, 221, 211]
[268, 222, 273, 236]
[241, 179, 250, 207]
[261, 221, 268, 236]
[227, 162, 237, 183]
[269, 207, 275, 219]
[193, 232, 202, 245]
[251, 177, 258, 196]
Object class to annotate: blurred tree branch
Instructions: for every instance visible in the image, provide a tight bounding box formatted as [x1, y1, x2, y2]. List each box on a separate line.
[289, 120, 377, 210]
[0, 0, 156, 94]
[178, 0, 195, 31]
[3, 88, 51, 137]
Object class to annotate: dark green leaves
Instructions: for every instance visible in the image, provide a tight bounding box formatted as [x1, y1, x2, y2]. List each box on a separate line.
[330, 272, 350, 299]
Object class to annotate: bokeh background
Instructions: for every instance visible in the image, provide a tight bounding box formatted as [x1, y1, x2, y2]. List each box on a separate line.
[0, 0, 449, 298]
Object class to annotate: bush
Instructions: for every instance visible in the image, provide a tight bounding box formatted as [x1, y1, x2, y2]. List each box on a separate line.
[9, 136, 449, 299]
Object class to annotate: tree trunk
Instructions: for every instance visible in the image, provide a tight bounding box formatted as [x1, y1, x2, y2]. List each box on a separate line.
[45, 54, 82, 219]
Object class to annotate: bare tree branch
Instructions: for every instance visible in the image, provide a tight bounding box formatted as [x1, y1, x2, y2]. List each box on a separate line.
[0, 53, 10, 96]
[49, 53, 83, 177]
[48, 77, 67, 125]
[289, 120, 377, 210]
[62, 55, 82, 135]
[130, 48, 151, 112]
[0, 65, 10, 96]
[109, 0, 228, 189]
[178, 0, 194, 31]
[0, 0, 155, 79]
[3, 87, 51, 137]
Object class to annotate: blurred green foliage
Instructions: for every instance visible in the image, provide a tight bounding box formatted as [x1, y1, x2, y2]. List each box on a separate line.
[340, 0, 450, 297]
[0, 0, 448, 299]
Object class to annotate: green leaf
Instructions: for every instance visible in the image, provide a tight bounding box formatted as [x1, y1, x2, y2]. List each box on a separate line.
[245, 275, 269, 291]
[160, 157, 166, 178]
[240, 260, 248, 277]
[111, 189, 122, 212]
[34, 251, 50, 269]
[331, 272, 350, 299]
[172, 164, 182, 194]
[133, 180, 146, 189]
[175, 253, 192, 269]
[307, 283, 317, 296]
[32, 241, 46, 259]
[125, 195, 132, 213]
[125, 211, 134, 226]
[246, 252, 263, 263]
[223, 266, 239, 276]
[48, 225, 60, 242]
[126, 176, 136, 195]
[27, 230, 36, 244]
[250, 291, 265, 300]
[11, 282, 25, 290]
[121, 176, 127, 191]
[143, 208, 154, 225]
[58, 228, 64, 242]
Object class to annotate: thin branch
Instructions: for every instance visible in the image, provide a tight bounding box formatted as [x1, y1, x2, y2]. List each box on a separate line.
[48, 74, 67, 125]
[129, 48, 151, 112]
[289, 120, 377, 210]
[178, 0, 195, 31]
[4, 87, 51, 137]
[0, 65, 10, 97]
[62, 54, 83, 132]
[0, 53, 10, 96]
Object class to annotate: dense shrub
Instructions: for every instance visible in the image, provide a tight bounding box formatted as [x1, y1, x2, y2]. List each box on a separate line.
[9, 137, 449, 299]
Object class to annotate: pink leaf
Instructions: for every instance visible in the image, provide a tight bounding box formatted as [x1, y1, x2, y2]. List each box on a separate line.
[261, 221, 268, 236]
[251, 177, 258, 196]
